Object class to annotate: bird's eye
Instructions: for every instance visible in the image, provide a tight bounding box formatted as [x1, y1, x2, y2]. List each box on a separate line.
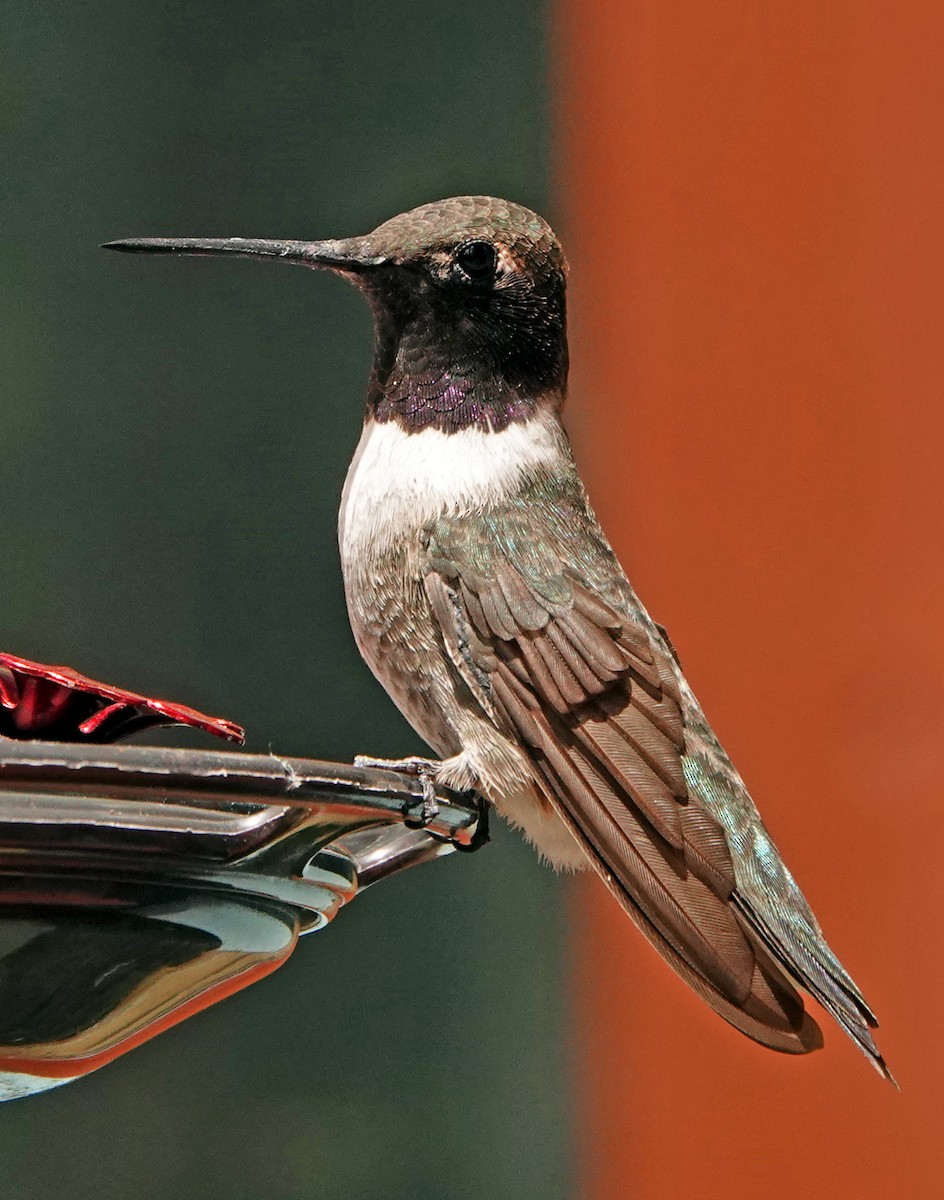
[454, 240, 497, 283]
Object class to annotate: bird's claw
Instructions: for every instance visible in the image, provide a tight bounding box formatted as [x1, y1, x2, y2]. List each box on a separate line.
[354, 754, 441, 827]
[450, 790, 490, 853]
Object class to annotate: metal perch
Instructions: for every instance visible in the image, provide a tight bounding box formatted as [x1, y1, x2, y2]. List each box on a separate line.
[0, 740, 484, 1101]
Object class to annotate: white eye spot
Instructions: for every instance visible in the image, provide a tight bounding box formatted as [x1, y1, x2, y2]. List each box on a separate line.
[495, 245, 519, 275]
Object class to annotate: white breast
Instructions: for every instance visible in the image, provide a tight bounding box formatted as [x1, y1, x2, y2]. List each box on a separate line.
[338, 409, 568, 559]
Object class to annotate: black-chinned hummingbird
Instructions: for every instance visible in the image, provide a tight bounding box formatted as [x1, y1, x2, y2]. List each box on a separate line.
[105, 196, 890, 1078]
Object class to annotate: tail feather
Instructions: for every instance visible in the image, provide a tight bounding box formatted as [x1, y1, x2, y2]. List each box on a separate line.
[734, 897, 894, 1082]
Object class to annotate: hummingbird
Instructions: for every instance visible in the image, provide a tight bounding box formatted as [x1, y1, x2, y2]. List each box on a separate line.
[104, 195, 890, 1078]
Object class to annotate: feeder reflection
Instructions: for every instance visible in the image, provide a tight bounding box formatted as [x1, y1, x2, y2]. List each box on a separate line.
[0, 891, 298, 1100]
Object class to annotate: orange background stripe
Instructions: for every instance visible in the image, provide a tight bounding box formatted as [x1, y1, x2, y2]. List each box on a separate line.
[558, 4, 944, 1197]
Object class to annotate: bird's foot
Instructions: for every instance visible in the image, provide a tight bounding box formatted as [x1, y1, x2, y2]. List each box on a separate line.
[354, 754, 441, 827]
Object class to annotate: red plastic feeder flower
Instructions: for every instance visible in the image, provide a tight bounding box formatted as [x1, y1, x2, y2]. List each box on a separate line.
[0, 652, 244, 745]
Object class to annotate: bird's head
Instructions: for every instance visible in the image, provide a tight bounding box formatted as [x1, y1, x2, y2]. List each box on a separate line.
[105, 196, 569, 432]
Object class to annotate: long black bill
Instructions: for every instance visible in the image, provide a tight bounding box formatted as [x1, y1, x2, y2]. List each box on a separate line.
[101, 235, 385, 273]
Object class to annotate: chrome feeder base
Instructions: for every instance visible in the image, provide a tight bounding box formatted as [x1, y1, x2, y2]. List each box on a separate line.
[0, 741, 484, 1101]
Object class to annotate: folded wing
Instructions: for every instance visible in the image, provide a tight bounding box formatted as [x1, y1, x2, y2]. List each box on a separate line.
[423, 506, 887, 1071]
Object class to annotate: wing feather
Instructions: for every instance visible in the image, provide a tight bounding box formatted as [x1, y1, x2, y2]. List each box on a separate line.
[425, 563, 822, 1054]
[422, 503, 887, 1072]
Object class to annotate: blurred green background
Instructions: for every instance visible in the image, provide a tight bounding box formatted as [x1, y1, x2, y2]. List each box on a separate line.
[1, 3, 570, 1197]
